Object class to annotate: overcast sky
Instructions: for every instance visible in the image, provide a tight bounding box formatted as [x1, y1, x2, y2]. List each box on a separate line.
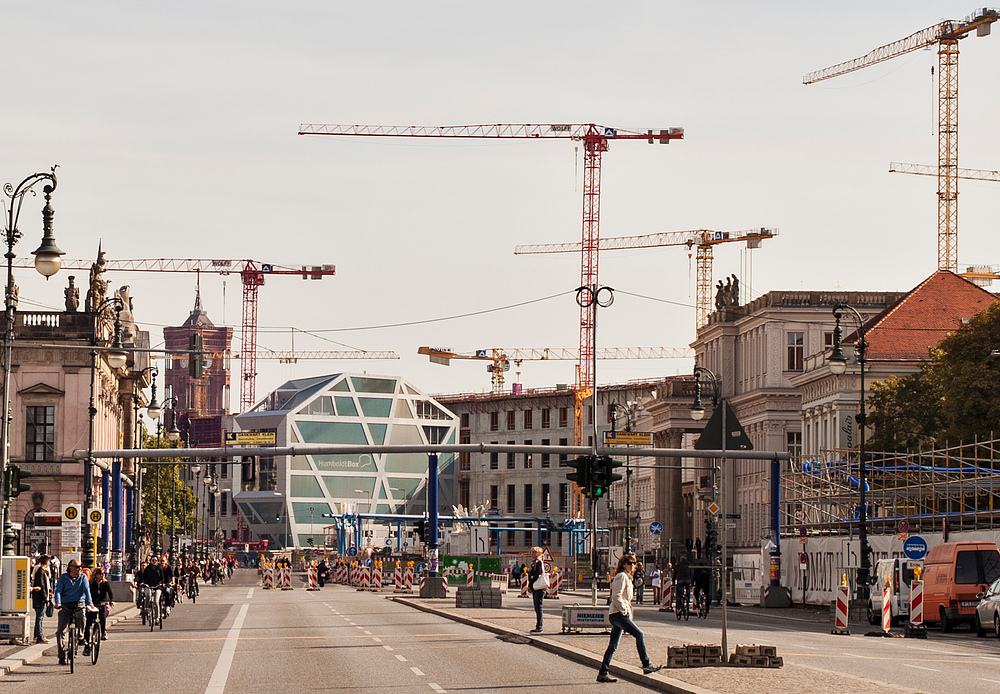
[3, 1, 998, 405]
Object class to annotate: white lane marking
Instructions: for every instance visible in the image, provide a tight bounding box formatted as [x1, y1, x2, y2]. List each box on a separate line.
[903, 664, 941, 672]
[373, 637, 382, 643]
[383, 645, 394, 651]
[246, 589, 254, 599]
[356, 626, 365, 630]
[395, 654, 408, 662]
[205, 603, 250, 694]
[364, 630, 372, 635]
[980, 678, 1000, 684]
[410, 667, 425, 676]
[429, 684, 446, 693]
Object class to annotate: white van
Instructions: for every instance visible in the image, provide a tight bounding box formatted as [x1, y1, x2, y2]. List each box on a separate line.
[867, 558, 922, 625]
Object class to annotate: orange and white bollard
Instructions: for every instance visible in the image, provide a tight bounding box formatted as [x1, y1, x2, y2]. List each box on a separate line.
[404, 563, 414, 590]
[882, 579, 892, 633]
[466, 566, 474, 588]
[659, 583, 673, 611]
[520, 574, 529, 598]
[905, 574, 927, 638]
[281, 564, 293, 590]
[306, 565, 320, 590]
[832, 575, 850, 635]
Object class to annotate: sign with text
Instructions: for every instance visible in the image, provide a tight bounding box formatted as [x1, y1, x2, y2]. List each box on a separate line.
[225, 430, 276, 446]
[603, 431, 653, 446]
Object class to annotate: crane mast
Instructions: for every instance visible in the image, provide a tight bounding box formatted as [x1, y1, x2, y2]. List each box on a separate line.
[804, 8, 998, 272]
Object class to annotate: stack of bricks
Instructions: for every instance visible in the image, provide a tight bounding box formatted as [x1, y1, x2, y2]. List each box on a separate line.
[728, 644, 783, 668]
[454, 586, 503, 608]
[666, 644, 725, 668]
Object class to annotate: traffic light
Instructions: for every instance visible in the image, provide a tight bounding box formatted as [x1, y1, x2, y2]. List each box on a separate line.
[5, 465, 31, 498]
[705, 516, 718, 557]
[566, 456, 593, 498]
[241, 456, 257, 483]
[590, 458, 608, 499]
[416, 520, 427, 543]
[189, 333, 204, 378]
[600, 455, 624, 489]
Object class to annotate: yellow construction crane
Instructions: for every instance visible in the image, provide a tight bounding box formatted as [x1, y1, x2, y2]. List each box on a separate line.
[515, 228, 778, 328]
[804, 8, 999, 273]
[889, 162, 1000, 182]
[417, 346, 692, 395]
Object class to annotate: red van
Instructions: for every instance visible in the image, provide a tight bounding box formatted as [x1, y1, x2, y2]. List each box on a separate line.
[923, 541, 1000, 631]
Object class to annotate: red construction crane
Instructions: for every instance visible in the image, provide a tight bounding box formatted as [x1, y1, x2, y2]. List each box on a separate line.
[15, 258, 336, 411]
[298, 123, 684, 392]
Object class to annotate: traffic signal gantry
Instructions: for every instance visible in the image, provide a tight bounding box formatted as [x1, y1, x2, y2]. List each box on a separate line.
[3, 464, 31, 499]
[566, 454, 624, 499]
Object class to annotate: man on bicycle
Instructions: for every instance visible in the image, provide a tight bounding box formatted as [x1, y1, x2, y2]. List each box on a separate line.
[137, 557, 165, 623]
[53, 560, 94, 666]
[674, 555, 693, 614]
[693, 567, 712, 615]
[160, 555, 175, 615]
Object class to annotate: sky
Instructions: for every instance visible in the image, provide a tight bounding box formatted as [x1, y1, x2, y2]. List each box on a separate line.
[2, 1, 998, 405]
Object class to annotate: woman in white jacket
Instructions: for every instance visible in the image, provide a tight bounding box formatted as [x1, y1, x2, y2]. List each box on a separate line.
[596, 553, 662, 683]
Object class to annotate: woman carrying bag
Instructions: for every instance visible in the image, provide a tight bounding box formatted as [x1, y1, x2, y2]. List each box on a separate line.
[597, 553, 662, 683]
[527, 546, 547, 633]
[31, 555, 52, 644]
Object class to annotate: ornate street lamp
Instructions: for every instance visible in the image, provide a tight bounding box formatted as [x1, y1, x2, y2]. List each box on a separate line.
[609, 400, 638, 548]
[829, 302, 872, 602]
[1, 167, 63, 555]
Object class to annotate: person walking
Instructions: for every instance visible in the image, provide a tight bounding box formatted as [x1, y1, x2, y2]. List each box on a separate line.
[650, 564, 662, 605]
[633, 561, 645, 604]
[527, 546, 545, 633]
[597, 553, 662, 683]
[31, 555, 52, 644]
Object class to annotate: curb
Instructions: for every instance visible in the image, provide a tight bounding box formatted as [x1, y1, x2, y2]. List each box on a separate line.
[0, 607, 140, 677]
[390, 597, 719, 694]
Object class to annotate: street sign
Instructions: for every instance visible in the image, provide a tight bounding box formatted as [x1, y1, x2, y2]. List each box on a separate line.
[603, 431, 653, 446]
[724, 522, 736, 529]
[225, 430, 276, 446]
[471, 526, 490, 555]
[62, 504, 81, 523]
[799, 552, 808, 570]
[693, 400, 754, 451]
[33, 513, 62, 528]
[799, 526, 807, 538]
[725, 513, 741, 519]
[87, 508, 105, 525]
[898, 519, 910, 534]
[903, 536, 928, 560]
[385, 538, 392, 546]
[707, 502, 720, 515]
[347, 546, 358, 557]
[793, 508, 806, 524]
[649, 522, 663, 536]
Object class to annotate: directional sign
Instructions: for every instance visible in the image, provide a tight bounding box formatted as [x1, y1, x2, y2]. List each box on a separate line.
[385, 538, 392, 546]
[649, 522, 663, 536]
[88, 508, 105, 525]
[603, 431, 653, 446]
[347, 546, 358, 557]
[225, 430, 276, 446]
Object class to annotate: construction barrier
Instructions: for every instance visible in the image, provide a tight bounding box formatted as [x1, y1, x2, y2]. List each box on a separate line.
[404, 563, 414, 590]
[544, 570, 561, 599]
[262, 564, 274, 590]
[659, 582, 673, 611]
[910, 580, 923, 626]
[371, 562, 383, 591]
[281, 564, 293, 590]
[881, 580, 891, 633]
[519, 575, 529, 598]
[832, 580, 850, 635]
[306, 565, 320, 591]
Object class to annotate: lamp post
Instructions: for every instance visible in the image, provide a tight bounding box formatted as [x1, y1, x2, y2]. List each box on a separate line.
[83, 297, 128, 568]
[828, 302, 872, 602]
[354, 489, 371, 546]
[1, 166, 64, 556]
[130, 367, 158, 572]
[690, 365, 729, 658]
[160, 397, 179, 558]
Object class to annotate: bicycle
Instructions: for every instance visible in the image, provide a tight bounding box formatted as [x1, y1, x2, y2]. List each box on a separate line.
[83, 605, 101, 665]
[146, 586, 162, 631]
[675, 583, 691, 621]
[187, 574, 198, 604]
[57, 604, 85, 673]
[695, 586, 710, 619]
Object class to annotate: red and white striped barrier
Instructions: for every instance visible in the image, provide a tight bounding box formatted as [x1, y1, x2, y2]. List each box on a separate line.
[519, 575, 529, 598]
[466, 567, 474, 587]
[544, 571, 561, 598]
[404, 564, 414, 590]
[881, 581, 892, 633]
[281, 564, 293, 590]
[832, 582, 850, 635]
[336, 562, 348, 584]
[370, 562, 383, 591]
[394, 564, 405, 591]
[306, 565, 320, 591]
[262, 564, 274, 589]
[659, 583, 673, 611]
[910, 580, 923, 626]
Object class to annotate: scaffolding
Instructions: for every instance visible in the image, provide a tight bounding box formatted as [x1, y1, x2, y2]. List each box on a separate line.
[784, 437, 1000, 537]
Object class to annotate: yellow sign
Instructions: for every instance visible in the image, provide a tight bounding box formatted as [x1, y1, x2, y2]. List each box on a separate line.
[225, 431, 276, 446]
[603, 431, 653, 446]
[62, 504, 80, 522]
[88, 509, 105, 525]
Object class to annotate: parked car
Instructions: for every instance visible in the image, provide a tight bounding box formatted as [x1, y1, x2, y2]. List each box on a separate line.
[867, 558, 922, 626]
[974, 577, 1000, 638]
[923, 541, 1000, 632]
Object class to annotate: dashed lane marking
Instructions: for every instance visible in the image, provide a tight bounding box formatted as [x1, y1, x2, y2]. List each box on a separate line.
[395, 654, 407, 662]
[410, 667, 425, 676]
[364, 630, 372, 635]
[979, 678, 1000, 684]
[383, 645, 393, 651]
[205, 602, 250, 694]
[373, 638, 382, 643]
[246, 589, 253, 599]
[429, 684, 446, 693]
[902, 664, 941, 672]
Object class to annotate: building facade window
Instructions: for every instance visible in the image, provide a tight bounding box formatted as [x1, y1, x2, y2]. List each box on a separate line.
[786, 332, 804, 371]
[541, 409, 550, 429]
[541, 439, 550, 468]
[524, 484, 533, 513]
[559, 483, 569, 513]
[523, 409, 533, 429]
[559, 437, 569, 466]
[559, 407, 569, 428]
[587, 405, 593, 425]
[541, 483, 550, 513]
[787, 431, 802, 457]
[490, 484, 498, 510]
[25, 406, 55, 462]
[459, 478, 470, 508]
[490, 442, 499, 470]
[507, 484, 516, 514]
[460, 431, 471, 471]
[524, 440, 532, 468]
[490, 411, 499, 431]
[506, 441, 515, 469]
[461, 412, 470, 429]
[507, 410, 516, 431]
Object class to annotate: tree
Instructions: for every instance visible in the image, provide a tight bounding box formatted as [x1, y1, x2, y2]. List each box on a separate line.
[936, 300, 1000, 443]
[140, 432, 199, 551]
[867, 363, 944, 453]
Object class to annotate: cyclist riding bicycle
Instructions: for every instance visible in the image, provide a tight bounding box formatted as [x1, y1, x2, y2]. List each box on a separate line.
[53, 560, 94, 666]
[693, 567, 711, 616]
[136, 558, 165, 622]
[159, 556, 175, 615]
[674, 556, 693, 614]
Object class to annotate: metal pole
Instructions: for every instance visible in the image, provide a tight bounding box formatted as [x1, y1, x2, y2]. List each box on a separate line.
[428, 452, 439, 577]
[82, 347, 98, 567]
[720, 401, 729, 660]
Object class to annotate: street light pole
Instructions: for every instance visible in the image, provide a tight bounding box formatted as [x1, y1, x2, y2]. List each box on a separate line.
[828, 302, 871, 602]
[1, 166, 64, 556]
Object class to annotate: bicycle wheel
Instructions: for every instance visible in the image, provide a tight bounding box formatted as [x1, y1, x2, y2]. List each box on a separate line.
[90, 621, 100, 665]
[68, 621, 75, 674]
[149, 600, 156, 632]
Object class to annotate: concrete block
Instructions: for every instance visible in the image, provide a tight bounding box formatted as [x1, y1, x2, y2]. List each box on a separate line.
[768, 656, 784, 668]
[668, 656, 688, 668]
[760, 645, 777, 657]
[687, 645, 705, 657]
[688, 656, 704, 667]
[704, 655, 723, 665]
[668, 646, 688, 658]
[752, 656, 769, 667]
[705, 645, 723, 658]
[736, 644, 760, 656]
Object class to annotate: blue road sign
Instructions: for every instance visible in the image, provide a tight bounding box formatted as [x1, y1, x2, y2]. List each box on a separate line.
[347, 546, 358, 557]
[385, 538, 392, 546]
[650, 522, 663, 536]
[903, 536, 928, 560]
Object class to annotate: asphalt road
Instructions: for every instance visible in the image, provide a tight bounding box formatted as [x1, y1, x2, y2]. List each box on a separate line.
[2, 572, 651, 693]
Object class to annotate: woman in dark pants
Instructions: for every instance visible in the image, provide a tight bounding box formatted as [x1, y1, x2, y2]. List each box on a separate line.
[527, 546, 545, 633]
[86, 567, 115, 643]
[597, 553, 662, 683]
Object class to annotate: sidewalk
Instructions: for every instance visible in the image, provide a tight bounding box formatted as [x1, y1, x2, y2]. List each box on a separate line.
[390, 591, 918, 694]
[0, 603, 140, 676]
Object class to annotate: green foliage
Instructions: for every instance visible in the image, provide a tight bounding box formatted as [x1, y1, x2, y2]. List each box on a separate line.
[140, 432, 199, 539]
[867, 365, 944, 452]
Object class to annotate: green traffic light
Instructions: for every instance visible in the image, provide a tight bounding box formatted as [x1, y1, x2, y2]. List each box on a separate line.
[7, 465, 31, 498]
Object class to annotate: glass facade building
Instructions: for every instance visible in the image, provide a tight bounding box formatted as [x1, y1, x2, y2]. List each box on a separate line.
[233, 373, 458, 549]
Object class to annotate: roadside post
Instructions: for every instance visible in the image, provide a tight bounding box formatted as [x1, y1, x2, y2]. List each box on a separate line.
[905, 566, 927, 638]
[832, 574, 850, 635]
